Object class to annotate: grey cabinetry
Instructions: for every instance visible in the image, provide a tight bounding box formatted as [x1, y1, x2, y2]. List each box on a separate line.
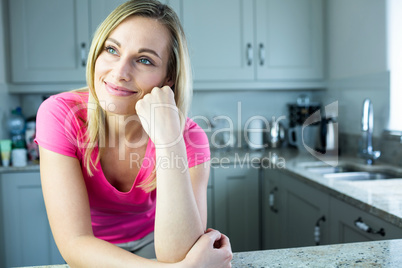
[212, 164, 260, 252]
[262, 168, 284, 249]
[8, 0, 90, 83]
[330, 197, 402, 243]
[1, 172, 64, 268]
[182, 0, 323, 87]
[256, 0, 323, 80]
[281, 173, 330, 247]
[263, 169, 329, 249]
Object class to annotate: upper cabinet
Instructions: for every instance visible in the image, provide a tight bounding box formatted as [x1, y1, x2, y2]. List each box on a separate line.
[8, 0, 90, 83]
[182, 0, 324, 89]
[6, 0, 323, 92]
[255, 0, 323, 80]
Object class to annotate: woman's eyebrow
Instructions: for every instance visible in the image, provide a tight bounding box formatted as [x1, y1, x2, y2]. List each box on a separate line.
[106, 38, 121, 47]
[138, 48, 162, 59]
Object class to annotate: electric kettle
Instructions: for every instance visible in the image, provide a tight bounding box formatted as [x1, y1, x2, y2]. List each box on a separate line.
[267, 120, 285, 148]
[316, 117, 338, 155]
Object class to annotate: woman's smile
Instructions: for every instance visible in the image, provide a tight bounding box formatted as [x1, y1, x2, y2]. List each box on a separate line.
[104, 81, 137, 97]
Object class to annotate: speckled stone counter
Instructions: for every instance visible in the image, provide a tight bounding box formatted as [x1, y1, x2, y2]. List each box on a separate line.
[232, 238, 402, 267]
[0, 162, 39, 173]
[18, 239, 402, 267]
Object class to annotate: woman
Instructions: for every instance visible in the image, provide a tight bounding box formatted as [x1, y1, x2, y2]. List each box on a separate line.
[35, 0, 232, 267]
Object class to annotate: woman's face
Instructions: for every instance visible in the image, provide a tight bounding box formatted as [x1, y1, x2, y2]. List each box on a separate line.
[94, 16, 173, 115]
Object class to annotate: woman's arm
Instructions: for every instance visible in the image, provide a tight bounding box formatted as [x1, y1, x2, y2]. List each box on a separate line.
[39, 146, 181, 268]
[136, 86, 212, 262]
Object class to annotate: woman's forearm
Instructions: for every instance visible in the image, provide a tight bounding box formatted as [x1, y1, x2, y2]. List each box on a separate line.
[154, 138, 205, 262]
[61, 235, 182, 268]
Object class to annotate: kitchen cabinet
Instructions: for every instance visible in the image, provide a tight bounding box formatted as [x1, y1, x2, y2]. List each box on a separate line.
[263, 168, 330, 249]
[7, 0, 179, 88]
[281, 172, 330, 247]
[212, 164, 260, 252]
[262, 168, 284, 249]
[330, 197, 402, 244]
[8, 0, 90, 83]
[0, 172, 64, 268]
[182, 0, 323, 89]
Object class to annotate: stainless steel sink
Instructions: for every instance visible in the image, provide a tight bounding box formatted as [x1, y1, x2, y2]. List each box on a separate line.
[323, 171, 398, 181]
[302, 162, 402, 181]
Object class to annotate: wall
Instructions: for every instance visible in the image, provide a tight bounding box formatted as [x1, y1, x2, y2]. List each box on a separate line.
[0, 0, 19, 140]
[324, 0, 388, 138]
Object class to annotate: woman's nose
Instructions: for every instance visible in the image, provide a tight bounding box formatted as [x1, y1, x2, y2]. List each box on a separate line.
[111, 58, 132, 81]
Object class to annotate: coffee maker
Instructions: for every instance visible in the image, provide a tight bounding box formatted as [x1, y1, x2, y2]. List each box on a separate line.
[287, 97, 321, 153]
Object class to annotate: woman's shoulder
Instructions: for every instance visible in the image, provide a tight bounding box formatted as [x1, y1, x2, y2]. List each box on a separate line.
[39, 91, 89, 114]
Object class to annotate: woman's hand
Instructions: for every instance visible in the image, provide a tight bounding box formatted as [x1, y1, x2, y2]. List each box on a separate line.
[135, 86, 182, 147]
[182, 229, 233, 268]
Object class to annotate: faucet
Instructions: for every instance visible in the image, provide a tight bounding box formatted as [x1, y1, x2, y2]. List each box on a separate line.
[359, 98, 381, 165]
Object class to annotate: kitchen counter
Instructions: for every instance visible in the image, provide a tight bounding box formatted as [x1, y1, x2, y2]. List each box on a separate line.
[19, 238, 402, 267]
[212, 147, 402, 228]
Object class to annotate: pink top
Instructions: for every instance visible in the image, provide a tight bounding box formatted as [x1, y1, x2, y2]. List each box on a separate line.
[35, 91, 210, 244]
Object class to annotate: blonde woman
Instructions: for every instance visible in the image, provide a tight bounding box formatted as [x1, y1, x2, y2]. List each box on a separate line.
[35, 0, 232, 267]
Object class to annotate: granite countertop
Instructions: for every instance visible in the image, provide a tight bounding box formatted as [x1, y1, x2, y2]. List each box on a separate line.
[212, 147, 402, 228]
[19, 238, 402, 267]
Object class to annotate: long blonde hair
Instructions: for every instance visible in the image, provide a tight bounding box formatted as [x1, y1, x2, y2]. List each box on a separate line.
[82, 0, 192, 191]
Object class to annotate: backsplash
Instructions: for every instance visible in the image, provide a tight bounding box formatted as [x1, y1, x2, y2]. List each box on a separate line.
[339, 132, 402, 166]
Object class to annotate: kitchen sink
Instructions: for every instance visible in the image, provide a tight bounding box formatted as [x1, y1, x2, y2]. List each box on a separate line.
[323, 171, 398, 181]
[301, 162, 402, 181]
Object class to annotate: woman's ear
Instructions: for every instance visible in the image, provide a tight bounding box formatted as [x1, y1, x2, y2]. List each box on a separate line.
[165, 77, 174, 88]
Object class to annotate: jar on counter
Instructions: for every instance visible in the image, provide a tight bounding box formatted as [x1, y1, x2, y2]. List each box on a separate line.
[25, 120, 39, 162]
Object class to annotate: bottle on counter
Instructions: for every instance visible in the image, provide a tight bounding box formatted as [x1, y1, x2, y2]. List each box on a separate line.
[8, 107, 26, 149]
[25, 119, 39, 163]
[8, 107, 28, 167]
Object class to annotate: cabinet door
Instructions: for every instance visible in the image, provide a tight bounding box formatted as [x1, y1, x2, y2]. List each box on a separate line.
[255, 0, 323, 80]
[281, 173, 329, 247]
[9, 0, 89, 83]
[330, 197, 402, 244]
[1, 172, 64, 267]
[262, 168, 284, 249]
[213, 165, 260, 252]
[182, 0, 254, 81]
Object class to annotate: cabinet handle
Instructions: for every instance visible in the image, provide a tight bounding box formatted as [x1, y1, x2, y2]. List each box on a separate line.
[354, 217, 386, 236]
[259, 43, 265, 66]
[81, 43, 87, 67]
[246, 43, 253, 66]
[269, 187, 278, 213]
[314, 215, 326, 245]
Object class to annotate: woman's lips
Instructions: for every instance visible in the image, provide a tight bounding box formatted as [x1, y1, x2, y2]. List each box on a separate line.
[104, 81, 137, 97]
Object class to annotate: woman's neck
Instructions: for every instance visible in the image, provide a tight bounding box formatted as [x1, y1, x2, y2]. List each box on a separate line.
[104, 112, 148, 149]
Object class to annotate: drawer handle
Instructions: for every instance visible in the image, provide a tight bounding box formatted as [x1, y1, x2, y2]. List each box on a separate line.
[354, 217, 386, 236]
[314, 215, 326, 245]
[259, 43, 265, 66]
[269, 187, 278, 213]
[81, 43, 87, 67]
[246, 43, 253, 66]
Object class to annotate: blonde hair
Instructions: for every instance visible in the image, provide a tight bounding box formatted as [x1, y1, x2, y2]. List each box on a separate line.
[82, 0, 192, 191]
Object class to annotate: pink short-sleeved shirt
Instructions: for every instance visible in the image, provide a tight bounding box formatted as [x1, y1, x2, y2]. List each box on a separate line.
[35, 91, 210, 244]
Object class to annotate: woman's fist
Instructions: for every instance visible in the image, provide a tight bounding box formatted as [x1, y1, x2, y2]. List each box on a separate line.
[135, 86, 182, 147]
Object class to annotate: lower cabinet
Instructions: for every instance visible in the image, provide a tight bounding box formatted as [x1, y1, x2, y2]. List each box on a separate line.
[262, 168, 284, 249]
[212, 164, 260, 252]
[330, 197, 402, 243]
[281, 173, 330, 248]
[263, 168, 402, 249]
[0, 172, 64, 268]
[263, 169, 329, 249]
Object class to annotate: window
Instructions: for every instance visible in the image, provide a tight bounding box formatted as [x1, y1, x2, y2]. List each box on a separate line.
[387, 0, 402, 131]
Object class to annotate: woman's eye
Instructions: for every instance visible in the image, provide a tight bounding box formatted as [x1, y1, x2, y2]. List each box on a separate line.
[105, 46, 117, 55]
[138, 58, 152, 65]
